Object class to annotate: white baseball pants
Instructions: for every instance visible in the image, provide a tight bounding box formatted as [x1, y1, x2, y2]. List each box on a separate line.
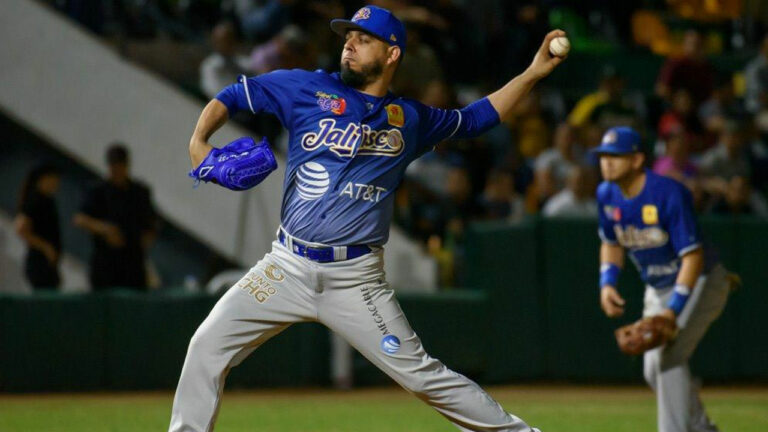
[642, 264, 731, 432]
[169, 240, 538, 432]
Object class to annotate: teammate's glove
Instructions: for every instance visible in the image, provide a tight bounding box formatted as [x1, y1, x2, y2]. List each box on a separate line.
[614, 315, 678, 356]
[189, 136, 277, 191]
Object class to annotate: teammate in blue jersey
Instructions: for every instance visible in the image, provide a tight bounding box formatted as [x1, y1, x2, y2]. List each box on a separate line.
[170, 6, 566, 432]
[593, 127, 735, 432]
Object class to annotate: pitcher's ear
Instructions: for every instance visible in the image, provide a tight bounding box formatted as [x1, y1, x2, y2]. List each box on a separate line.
[387, 46, 402, 66]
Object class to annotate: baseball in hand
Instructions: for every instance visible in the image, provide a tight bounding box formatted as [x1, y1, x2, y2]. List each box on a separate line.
[549, 36, 570, 57]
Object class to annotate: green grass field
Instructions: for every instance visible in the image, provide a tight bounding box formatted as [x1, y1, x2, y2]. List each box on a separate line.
[1, 386, 766, 431]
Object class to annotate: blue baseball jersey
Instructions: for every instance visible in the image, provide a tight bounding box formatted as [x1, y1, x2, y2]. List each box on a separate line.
[597, 170, 714, 289]
[216, 69, 499, 246]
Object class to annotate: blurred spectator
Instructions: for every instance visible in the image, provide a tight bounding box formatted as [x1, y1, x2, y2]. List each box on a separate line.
[391, 25, 443, 100]
[235, 0, 295, 42]
[530, 123, 583, 208]
[418, 80, 454, 110]
[498, 145, 535, 196]
[542, 166, 598, 218]
[14, 164, 62, 290]
[248, 24, 314, 74]
[699, 74, 747, 136]
[745, 34, 768, 114]
[74, 144, 158, 291]
[656, 30, 715, 106]
[491, 2, 549, 82]
[434, 167, 480, 286]
[478, 169, 526, 222]
[443, 167, 477, 230]
[698, 122, 751, 181]
[666, 0, 742, 21]
[406, 144, 464, 199]
[744, 121, 768, 193]
[708, 176, 768, 217]
[658, 89, 703, 151]
[199, 22, 249, 99]
[569, 66, 639, 131]
[653, 126, 698, 183]
[505, 91, 551, 159]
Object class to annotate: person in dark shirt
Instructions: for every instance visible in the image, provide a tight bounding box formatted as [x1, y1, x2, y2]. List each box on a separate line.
[74, 144, 158, 291]
[15, 164, 62, 290]
[656, 30, 715, 106]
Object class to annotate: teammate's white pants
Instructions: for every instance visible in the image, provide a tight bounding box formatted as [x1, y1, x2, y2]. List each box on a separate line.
[642, 264, 730, 432]
[169, 241, 538, 432]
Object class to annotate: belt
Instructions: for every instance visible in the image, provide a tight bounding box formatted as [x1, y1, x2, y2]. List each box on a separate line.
[277, 227, 372, 263]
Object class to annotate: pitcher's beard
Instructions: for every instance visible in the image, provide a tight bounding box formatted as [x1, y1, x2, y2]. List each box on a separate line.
[340, 60, 383, 89]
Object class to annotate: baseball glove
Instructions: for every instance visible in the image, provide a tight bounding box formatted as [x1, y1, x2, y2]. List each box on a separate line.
[615, 316, 678, 356]
[189, 136, 277, 191]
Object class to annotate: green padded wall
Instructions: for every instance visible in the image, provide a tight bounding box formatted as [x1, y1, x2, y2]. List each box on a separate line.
[0, 294, 106, 391]
[1, 217, 766, 392]
[466, 220, 547, 381]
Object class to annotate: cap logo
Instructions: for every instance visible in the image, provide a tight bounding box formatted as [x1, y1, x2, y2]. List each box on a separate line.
[603, 130, 617, 144]
[390, 34, 397, 42]
[352, 7, 371, 22]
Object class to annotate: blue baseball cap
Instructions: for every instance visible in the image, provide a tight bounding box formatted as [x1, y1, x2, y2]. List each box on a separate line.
[330, 6, 406, 56]
[591, 127, 642, 155]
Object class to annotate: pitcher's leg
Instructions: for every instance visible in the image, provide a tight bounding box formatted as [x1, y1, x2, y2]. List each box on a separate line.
[170, 254, 315, 432]
[320, 281, 536, 432]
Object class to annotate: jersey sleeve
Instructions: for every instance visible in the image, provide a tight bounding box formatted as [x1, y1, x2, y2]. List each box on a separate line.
[413, 97, 500, 154]
[596, 182, 617, 244]
[215, 69, 311, 127]
[663, 183, 702, 256]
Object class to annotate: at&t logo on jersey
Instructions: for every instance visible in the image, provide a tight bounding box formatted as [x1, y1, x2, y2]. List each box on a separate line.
[296, 162, 330, 200]
[613, 225, 669, 249]
[381, 335, 400, 354]
[316, 91, 346, 115]
[301, 119, 404, 157]
[340, 182, 387, 203]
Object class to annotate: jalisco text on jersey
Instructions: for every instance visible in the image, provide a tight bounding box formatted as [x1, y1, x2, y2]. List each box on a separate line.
[301, 119, 405, 157]
[613, 225, 670, 249]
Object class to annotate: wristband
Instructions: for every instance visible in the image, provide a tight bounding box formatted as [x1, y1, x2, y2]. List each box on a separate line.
[667, 284, 692, 315]
[599, 263, 621, 289]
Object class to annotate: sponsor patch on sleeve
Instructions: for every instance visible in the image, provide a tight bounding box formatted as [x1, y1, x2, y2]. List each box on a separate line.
[385, 104, 404, 127]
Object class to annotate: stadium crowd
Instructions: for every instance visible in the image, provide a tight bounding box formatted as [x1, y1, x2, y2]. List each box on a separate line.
[32, 0, 768, 286]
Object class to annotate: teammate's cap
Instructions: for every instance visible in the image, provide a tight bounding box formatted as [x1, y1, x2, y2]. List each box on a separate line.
[330, 6, 406, 55]
[591, 126, 642, 155]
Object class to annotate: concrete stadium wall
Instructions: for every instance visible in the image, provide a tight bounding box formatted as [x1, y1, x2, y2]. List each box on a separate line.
[0, 0, 267, 262]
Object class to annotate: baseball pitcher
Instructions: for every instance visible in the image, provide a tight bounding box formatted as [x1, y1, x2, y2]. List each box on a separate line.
[593, 127, 736, 432]
[171, 6, 565, 431]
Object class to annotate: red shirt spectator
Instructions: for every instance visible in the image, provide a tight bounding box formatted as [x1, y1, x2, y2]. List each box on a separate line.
[656, 30, 715, 106]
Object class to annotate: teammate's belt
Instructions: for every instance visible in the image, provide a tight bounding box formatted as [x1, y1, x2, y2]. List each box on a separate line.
[278, 228, 372, 263]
